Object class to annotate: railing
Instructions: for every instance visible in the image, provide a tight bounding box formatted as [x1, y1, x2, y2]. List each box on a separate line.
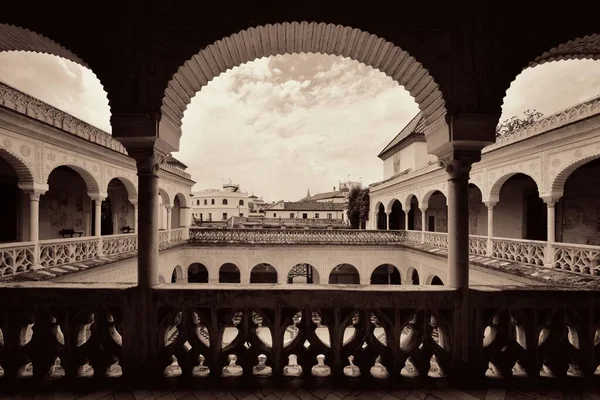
[39, 237, 100, 268]
[169, 228, 185, 243]
[553, 242, 600, 276]
[189, 228, 407, 245]
[102, 233, 137, 255]
[423, 231, 448, 249]
[0, 284, 597, 389]
[0, 242, 35, 277]
[403, 230, 422, 244]
[469, 235, 488, 256]
[490, 237, 546, 267]
[159, 230, 170, 246]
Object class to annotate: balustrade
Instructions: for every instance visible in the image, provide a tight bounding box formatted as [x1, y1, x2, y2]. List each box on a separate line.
[0, 284, 597, 390]
[403, 230, 422, 244]
[102, 234, 138, 256]
[468, 235, 487, 256]
[553, 242, 600, 276]
[422, 232, 448, 249]
[39, 237, 100, 269]
[0, 242, 36, 277]
[490, 237, 546, 267]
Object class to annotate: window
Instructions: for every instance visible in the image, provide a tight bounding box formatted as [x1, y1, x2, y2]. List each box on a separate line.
[208, 213, 212, 221]
[196, 199, 200, 206]
[223, 199, 228, 205]
[290, 213, 295, 219]
[315, 213, 319, 219]
[200, 213, 203, 221]
[240, 213, 244, 217]
[211, 199, 215, 205]
[222, 213, 228, 220]
[273, 213, 277, 217]
[327, 213, 332, 219]
[302, 213, 308, 219]
[239, 200, 244, 206]
[204, 199, 207, 205]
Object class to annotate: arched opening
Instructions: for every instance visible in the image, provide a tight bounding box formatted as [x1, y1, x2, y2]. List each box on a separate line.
[424, 191, 447, 232]
[170, 265, 184, 283]
[406, 195, 421, 231]
[370, 264, 401, 285]
[468, 183, 486, 236]
[188, 263, 209, 283]
[388, 200, 405, 230]
[106, 178, 135, 235]
[409, 268, 420, 285]
[494, 173, 545, 240]
[219, 263, 240, 283]
[171, 194, 182, 229]
[430, 275, 444, 285]
[556, 157, 600, 245]
[239, 200, 244, 206]
[158, 189, 170, 230]
[0, 153, 26, 242]
[250, 263, 278, 283]
[328, 263, 360, 284]
[287, 263, 318, 284]
[376, 203, 387, 230]
[42, 166, 94, 239]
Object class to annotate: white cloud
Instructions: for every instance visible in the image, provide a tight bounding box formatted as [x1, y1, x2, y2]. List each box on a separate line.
[1, 52, 600, 202]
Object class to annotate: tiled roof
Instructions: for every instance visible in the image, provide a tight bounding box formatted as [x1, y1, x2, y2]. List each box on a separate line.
[306, 191, 346, 201]
[281, 200, 346, 211]
[165, 154, 188, 169]
[378, 112, 426, 159]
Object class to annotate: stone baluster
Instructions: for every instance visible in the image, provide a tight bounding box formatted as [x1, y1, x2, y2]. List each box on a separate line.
[18, 183, 48, 268]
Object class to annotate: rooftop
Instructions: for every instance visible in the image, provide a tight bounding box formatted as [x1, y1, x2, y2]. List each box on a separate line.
[377, 112, 426, 159]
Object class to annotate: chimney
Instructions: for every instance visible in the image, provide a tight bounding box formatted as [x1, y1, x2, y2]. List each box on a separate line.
[333, 186, 336, 191]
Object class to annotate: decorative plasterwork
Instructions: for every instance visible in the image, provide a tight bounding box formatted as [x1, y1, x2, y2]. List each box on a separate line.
[0, 131, 37, 183]
[0, 82, 125, 154]
[163, 22, 447, 134]
[547, 141, 600, 195]
[486, 157, 543, 201]
[42, 147, 102, 193]
[532, 34, 600, 67]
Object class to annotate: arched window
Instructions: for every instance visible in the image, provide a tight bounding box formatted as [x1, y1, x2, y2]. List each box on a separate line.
[239, 200, 244, 206]
[223, 199, 228, 205]
[211, 199, 215, 205]
[204, 199, 207, 205]
[196, 199, 200, 205]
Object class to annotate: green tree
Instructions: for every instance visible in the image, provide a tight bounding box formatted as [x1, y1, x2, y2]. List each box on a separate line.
[347, 187, 370, 229]
[496, 109, 544, 137]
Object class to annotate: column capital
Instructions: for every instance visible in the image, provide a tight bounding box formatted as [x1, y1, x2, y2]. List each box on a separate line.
[89, 192, 108, 202]
[165, 205, 173, 211]
[437, 149, 482, 179]
[110, 112, 181, 154]
[484, 201, 497, 209]
[18, 183, 49, 200]
[541, 196, 560, 207]
[128, 147, 170, 178]
[129, 199, 138, 206]
[420, 207, 428, 213]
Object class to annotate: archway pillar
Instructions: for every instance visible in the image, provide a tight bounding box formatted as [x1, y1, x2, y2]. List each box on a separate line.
[18, 183, 49, 269]
[130, 200, 139, 233]
[484, 201, 497, 256]
[180, 206, 191, 239]
[89, 193, 107, 257]
[542, 196, 561, 268]
[111, 112, 176, 382]
[420, 207, 428, 242]
[428, 114, 497, 378]
[165, 205, 172, 231]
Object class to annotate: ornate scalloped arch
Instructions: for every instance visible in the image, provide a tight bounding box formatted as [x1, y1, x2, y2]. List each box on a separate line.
[45, 163, 101, 194]
[420, 188, 447, 207]
[385, 198, 402, 214]
[107, 176, 137, 200]
[487, 171, 542, 203]
[0, 147, 35, 184]
[403, 193, 419, 210]
[0, 24, 111, 111]
[550, 153, 600, 197]
[161, 22, 447, 135]
[531, 34, 600, 67]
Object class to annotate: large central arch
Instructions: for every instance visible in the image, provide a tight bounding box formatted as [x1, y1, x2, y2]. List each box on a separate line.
[161, 22, 447, 139]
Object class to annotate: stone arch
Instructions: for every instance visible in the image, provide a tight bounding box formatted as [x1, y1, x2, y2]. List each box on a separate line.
[286, 262, 319, 284]
[174, 192, 188, 207]
[0, 147, 35, 184]
[328, 263, 360, 284]
[404, 193, 419, 210]
[161, 22, 447, 140]
[531, 34, 600, 67]
[108, 176, 137, 200]
[187, 262, 209, 283]
[171, 265, 184, 283]
[0, 24, 112, 111]
[219, 262, 240, 283]
[487, 172, 542, 203]
[158, 275, 166, 284]
[406, 267, 420, 285]
[250, 263, 278, 284]
[421, 188, 446, 207]
[45, 164, 101, 194]
[370, 264, 401, 285]
[385, 198, 401, 214]
[550, 153, 600, 198]
[158, 187, 171, 206]
[425, 274, 444, 285]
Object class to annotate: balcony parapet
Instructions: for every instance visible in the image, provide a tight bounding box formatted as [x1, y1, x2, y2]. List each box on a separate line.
[0, 284, 598, 390]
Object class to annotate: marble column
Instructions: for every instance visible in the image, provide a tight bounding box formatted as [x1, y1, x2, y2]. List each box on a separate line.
[485, 202, 496, 256]
[165, 205, 172, 231]
[132, 201, 139, 233]
[420, 207, 428, 243]
[543, 197, 558, 267]
[19, 184, 48, 268]
[439, 152, 480, 290]
[93, 197, 103, 237]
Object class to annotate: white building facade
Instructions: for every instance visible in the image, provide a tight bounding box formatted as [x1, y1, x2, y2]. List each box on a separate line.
[191, 183, 249, 222]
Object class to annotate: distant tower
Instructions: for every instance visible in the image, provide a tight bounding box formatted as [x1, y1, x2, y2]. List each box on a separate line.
[305, 188, 311, 199]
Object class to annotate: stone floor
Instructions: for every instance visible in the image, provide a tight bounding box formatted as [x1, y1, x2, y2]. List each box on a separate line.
[1, 388, 600, 400]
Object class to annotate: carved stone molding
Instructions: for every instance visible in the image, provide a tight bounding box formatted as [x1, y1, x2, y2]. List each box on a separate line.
[437, 151, 482, 180]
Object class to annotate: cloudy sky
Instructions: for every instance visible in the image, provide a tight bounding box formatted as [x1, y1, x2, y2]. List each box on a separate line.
[1, 52, 600, 202]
